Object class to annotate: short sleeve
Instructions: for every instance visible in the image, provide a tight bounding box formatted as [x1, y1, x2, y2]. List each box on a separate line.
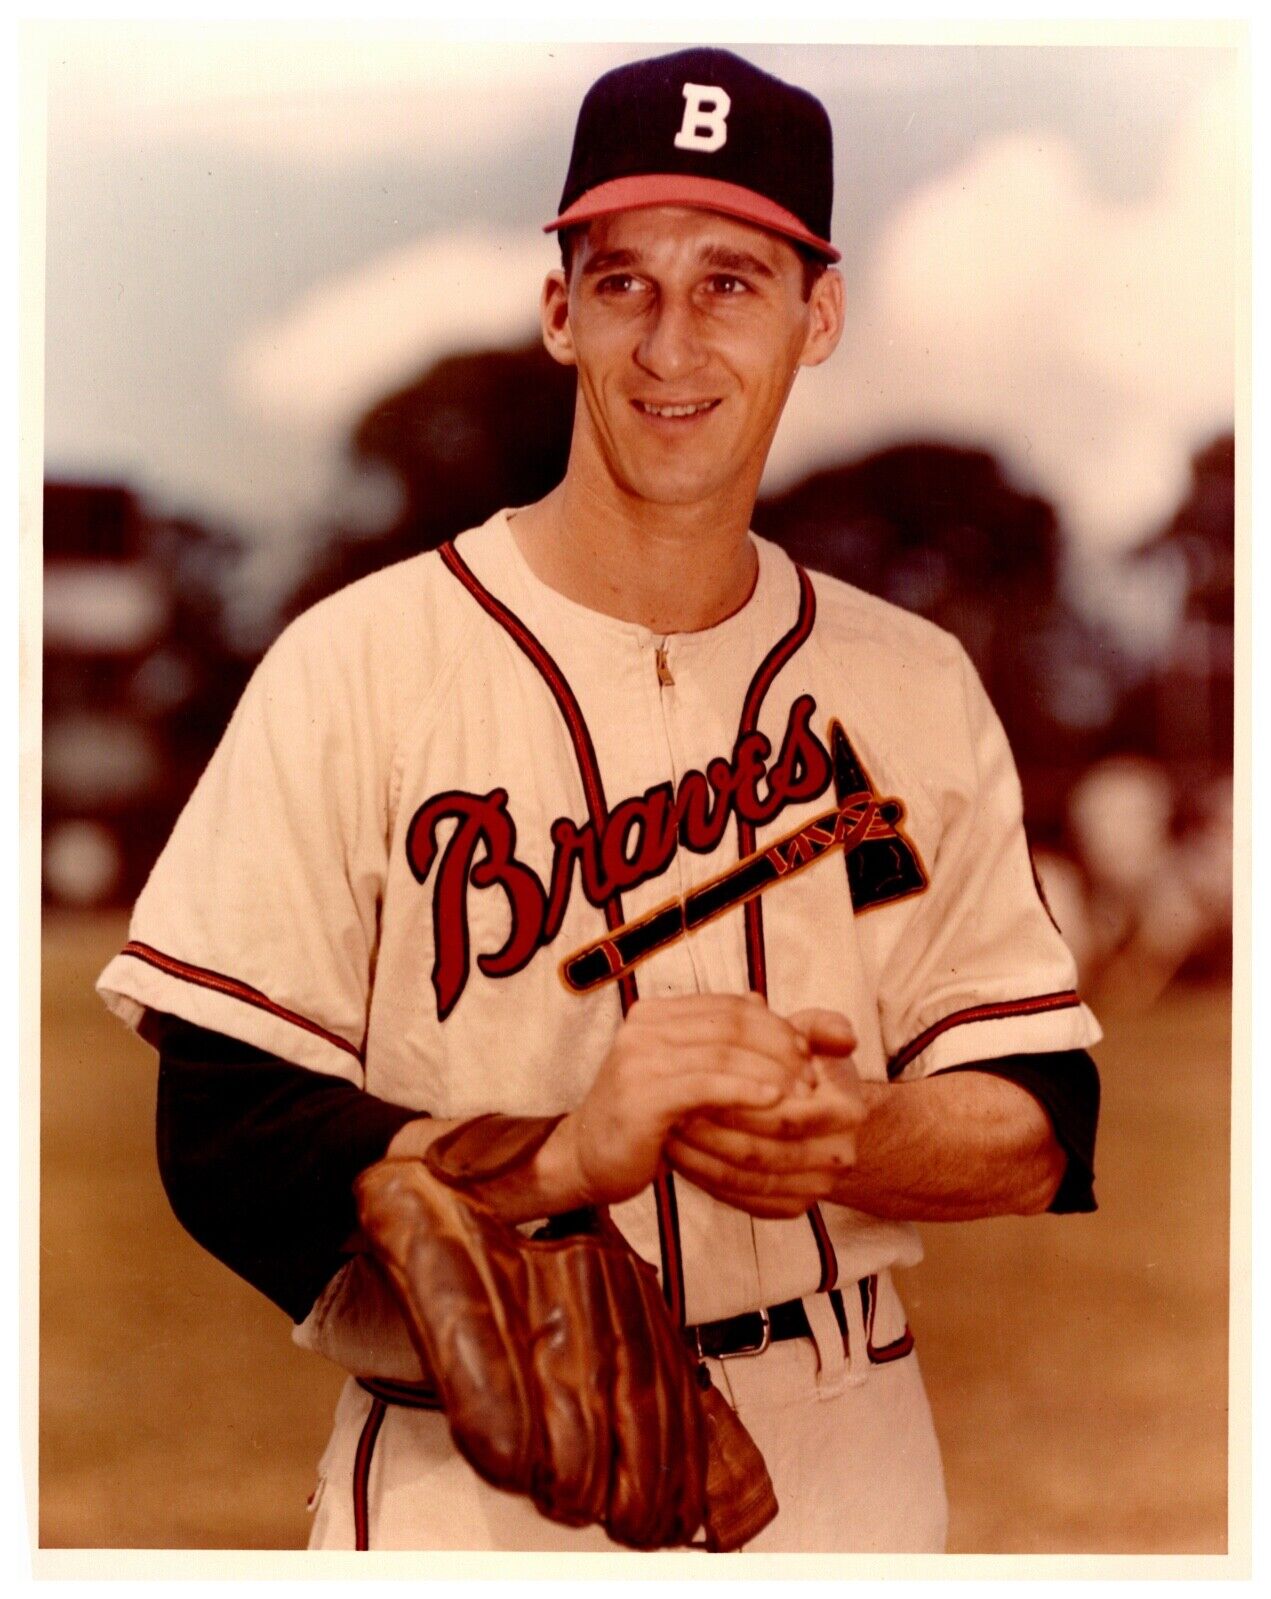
[878, 644, 1101, 1081]
[97, 611, 393, 1087]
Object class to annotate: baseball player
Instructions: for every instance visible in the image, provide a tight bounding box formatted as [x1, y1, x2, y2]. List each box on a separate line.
[98, 48, 1101, 1553]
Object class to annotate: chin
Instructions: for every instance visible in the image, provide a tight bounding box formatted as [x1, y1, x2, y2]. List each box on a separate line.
[623, 471, 734, 508]
[613, 448, 745, 508]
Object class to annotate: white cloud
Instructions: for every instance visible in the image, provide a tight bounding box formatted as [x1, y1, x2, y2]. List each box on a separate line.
[767, 58, 1239, 551]
[227, 226, 554, 435]
[47, 27, 614, 162]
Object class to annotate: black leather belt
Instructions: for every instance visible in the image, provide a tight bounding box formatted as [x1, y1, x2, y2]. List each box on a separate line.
[687, 1287, 848, 1361]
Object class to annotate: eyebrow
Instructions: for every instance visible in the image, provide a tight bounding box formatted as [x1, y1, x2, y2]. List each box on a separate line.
[699, 245, 776, 280]
[580, 248, 641, 278]
[579, 243, 779, 280]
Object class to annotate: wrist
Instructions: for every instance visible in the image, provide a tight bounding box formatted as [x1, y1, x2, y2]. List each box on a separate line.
[461, 1112, 597, 1224]
[823, 1080, 887, 1206]
[529, 1112, 597, 1214]
[384, 1114, 594, 1224]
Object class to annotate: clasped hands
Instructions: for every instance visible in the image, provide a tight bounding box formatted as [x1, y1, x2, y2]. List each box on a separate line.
[556, 993, 869, 1221]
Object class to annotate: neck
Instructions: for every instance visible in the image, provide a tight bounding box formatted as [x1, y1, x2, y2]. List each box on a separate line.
[509, 469, 761, 637]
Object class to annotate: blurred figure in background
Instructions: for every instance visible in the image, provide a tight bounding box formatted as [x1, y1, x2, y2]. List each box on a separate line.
[1033, 757, 1234, 1012]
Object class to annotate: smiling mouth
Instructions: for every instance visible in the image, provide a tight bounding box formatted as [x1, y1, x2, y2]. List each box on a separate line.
[632, 399, 721, 419]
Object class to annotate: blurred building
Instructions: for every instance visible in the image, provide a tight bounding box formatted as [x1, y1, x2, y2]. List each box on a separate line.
[43, 481, 251, 907]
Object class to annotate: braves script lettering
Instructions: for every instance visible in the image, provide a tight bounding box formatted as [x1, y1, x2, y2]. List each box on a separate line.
[406, 693, 831, 1018]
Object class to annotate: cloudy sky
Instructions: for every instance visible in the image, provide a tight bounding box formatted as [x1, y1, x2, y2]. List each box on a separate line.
[39, 26, 1240, 622]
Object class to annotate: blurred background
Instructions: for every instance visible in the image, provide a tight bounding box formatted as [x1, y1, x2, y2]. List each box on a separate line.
[37, 27, 1240, 1556]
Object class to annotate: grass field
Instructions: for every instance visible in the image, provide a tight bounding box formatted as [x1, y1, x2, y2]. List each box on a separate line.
[38, 912, 1233, 1553]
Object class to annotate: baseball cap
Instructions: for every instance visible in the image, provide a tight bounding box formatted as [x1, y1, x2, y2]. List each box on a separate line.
[545, 48, 840, 264]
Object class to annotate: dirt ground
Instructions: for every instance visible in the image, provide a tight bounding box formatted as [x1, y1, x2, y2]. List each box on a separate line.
[37, 911, 1233, 1553]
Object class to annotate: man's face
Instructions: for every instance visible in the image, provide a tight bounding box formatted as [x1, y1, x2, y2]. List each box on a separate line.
[541, 207, 843, 510]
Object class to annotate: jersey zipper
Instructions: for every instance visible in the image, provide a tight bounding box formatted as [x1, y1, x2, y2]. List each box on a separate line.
[649, 637, 705, 990]
[651, 635, 766, 1313]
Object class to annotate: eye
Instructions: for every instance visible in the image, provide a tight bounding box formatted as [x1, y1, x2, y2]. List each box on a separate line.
[706, 274, 751, 296]
[595, 273, 646, 296]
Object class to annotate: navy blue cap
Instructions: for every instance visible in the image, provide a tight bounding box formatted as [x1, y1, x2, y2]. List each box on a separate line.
[545, 48, 839, 262]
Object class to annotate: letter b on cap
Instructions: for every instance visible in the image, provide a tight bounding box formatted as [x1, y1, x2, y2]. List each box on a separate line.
[674, 83, 731, 152]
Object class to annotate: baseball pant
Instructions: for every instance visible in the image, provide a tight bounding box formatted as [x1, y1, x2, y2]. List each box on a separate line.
[305, 1270, 948, 1554]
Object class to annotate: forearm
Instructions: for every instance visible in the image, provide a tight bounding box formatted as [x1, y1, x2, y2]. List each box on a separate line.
[829, 1071, 1067, 1221]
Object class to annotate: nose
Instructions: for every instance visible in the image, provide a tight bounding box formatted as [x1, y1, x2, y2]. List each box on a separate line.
[635, 293, 708, 383]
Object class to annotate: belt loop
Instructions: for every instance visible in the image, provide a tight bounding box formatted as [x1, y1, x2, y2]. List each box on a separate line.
[803, 1291, 849, 1398]
[840, 1278, 870, 1384]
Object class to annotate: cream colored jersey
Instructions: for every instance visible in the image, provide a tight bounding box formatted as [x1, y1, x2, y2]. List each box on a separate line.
[98, 509, 1100, 1328]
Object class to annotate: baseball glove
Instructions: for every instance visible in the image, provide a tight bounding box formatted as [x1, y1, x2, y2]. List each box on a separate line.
[354, 1114, 778, 1551]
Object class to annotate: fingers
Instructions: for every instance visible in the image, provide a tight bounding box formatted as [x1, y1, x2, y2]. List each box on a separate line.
[696, 1101, 813, 1137]
[656, 1069, 789, 1116]
[630, 995, 856, 1078]
[600, 1051, 807, 1142]
[632, 994, 853, 1045]
[665, 1135, 841, 1212]
[671, 1115, 857, 1174]
[693, 1058, 867, 1139]
[630, 994, 815, 1082]
[700, 1097, 839, 1140]
[643, 1037, 814, 1097]
[787, 1007, 857, 1056]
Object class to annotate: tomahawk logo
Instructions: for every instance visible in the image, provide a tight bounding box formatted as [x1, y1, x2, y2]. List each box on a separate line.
[674, 83, 731, 151]
[407, 698, 928, 1018]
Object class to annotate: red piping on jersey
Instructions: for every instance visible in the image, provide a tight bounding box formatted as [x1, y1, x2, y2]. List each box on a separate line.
[868, 1326, 917, 1362]
[731, 566, 838, 1293]
[118, 940, 362, 1062]
[886, 990, 1082, 1081]
[736, 565, 817, 1001]
[439, 540, 683, 1322]
[352, 1392, 388, 1550]
[860, 1273, 916, 1364]
[439, 544, 609, 879]
[804, 1203, 839, 1294]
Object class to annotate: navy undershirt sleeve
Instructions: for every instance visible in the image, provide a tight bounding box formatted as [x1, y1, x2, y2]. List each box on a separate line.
[148, 1013, 421, 1322]
[932, 1048, 1101, 1213]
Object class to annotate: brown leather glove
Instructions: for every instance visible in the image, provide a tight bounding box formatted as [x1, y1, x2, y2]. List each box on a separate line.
[353, 1114, 777, 1551]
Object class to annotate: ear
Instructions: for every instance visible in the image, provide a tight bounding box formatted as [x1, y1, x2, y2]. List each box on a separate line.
[540, 268, 577, 368]
[797, 267, 846, 370]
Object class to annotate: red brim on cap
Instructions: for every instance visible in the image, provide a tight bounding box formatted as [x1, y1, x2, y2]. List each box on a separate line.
[544, 173, 840, 263]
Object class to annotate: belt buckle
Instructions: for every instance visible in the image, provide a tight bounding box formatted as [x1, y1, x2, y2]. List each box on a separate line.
[720, 1305, 772, 1360]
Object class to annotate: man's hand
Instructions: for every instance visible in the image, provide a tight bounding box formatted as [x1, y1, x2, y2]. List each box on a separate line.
[664, 1008, 868, 1219]
[547, 993, 818, 1209]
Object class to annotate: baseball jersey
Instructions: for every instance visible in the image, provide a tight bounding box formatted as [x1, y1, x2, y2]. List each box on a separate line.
[98, 508, 1101, 1329]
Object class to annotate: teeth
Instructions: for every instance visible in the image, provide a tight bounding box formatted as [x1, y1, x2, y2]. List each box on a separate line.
[638, 400, 716, 418]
